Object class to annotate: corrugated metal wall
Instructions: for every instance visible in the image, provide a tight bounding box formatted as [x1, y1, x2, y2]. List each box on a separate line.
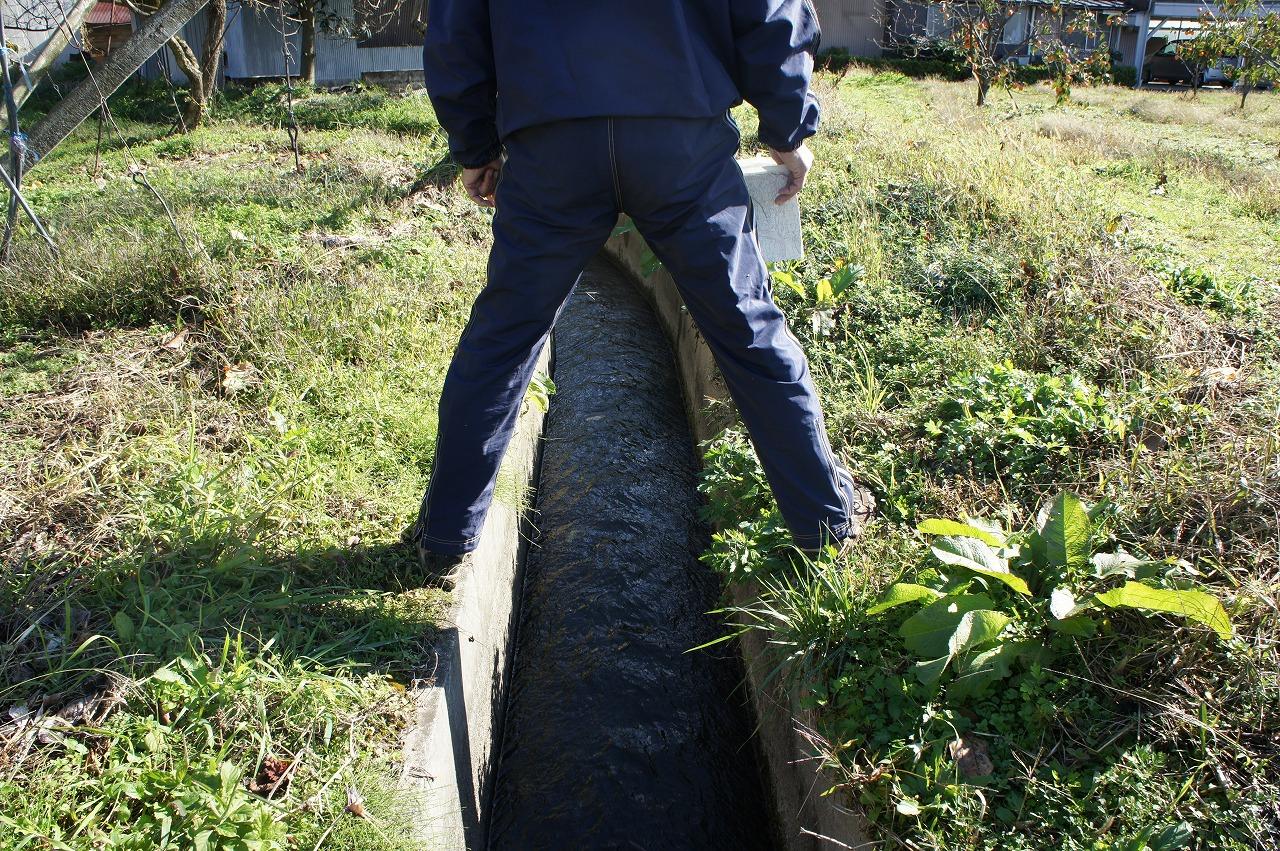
[219, 0, 421, 83]
[138, 1, 414, 84]
[811, 0, 885, 56]
[140, 7, 217, 83]
[225, 3, 298, 79]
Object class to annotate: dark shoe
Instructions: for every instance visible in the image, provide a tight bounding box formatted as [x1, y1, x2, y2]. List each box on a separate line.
[796, 477, 876, 558]
[419, 548, 467, 592]
[840, 471, 877, 534]
[403, 518, 467, 591]
[798, 535, 856, 560]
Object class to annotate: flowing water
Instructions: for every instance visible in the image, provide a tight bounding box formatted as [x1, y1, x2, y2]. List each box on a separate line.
[487, 256, 775, 850]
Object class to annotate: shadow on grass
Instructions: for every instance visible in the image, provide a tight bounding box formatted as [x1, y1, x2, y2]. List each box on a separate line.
[0, 529, 456, 846]
[14, 534, 448, 694]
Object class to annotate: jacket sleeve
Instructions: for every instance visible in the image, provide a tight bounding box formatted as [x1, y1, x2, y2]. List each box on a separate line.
[422, 0, 502, 168]
[729, 0, 821, 152]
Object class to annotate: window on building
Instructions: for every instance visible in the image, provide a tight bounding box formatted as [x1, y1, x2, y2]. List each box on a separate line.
[1003, 9, 1028, 45]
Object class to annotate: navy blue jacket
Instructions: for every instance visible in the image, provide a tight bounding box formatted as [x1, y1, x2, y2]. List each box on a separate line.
[423, 0, 821, 168]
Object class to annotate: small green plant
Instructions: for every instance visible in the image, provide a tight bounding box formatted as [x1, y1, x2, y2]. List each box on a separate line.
[1152, 260, 1254, 315]
[926, 362, 1125, 485]
[772, 261, 865, 335]
[152, 136, 198, 160]
[524, 372, 557, 413]
[1110, 822, 1193, 851]
[698, 431, 794, 577]
[772, 260, 865, 306]
[869, 491, 1232, 695]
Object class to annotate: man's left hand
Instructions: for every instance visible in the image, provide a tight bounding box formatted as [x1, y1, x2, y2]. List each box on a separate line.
[768, 143, 814, 205]
[462, 158, 503, 207]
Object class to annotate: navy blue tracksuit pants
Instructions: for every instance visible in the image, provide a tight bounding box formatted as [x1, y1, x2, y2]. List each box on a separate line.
[417, 115, 859, 554]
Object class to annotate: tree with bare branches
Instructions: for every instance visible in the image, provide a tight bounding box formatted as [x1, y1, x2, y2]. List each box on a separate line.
[268, 0, 409, 84]
[124, 0, 226, 129]
[919, 0, 1033, 105]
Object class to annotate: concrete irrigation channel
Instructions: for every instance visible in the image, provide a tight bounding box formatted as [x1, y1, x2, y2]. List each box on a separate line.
[401, 226, 869, 850]
[486, 256, 775, 849]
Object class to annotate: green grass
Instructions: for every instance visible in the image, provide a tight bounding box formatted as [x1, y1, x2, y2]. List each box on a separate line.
[5, 70, 1278, 851]
[705, 74, 1280, 849]
[0, 86, 491, 848]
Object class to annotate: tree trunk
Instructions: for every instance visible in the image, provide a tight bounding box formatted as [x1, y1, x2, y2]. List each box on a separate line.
[165, 0, 225, 129]
[194, 0, 226, 122]
[166, 34, 203, 128]
[300, 12, 317, 84]
[975, 71, 990, 106]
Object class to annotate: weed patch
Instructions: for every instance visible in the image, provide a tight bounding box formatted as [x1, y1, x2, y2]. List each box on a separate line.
[707, 75, 1280, 849]
[1, 84, 484, 848]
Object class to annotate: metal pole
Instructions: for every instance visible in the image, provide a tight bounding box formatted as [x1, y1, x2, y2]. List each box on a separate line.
[1, 7, 27, 258]
[0, 160, 59, 256]
[1134, 8, 1151, 87]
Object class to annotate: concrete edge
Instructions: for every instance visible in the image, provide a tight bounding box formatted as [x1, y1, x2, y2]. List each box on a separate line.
[605, 225, 872, 851]
[399, 345, 551, 851]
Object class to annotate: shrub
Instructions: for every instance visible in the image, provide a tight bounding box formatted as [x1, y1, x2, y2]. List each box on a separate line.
[817, 50, 972, 81]
[926, 362, 1124, 484]
[1111, 64, 1139, 87]
[716, 487, 1245, 849]
[698, 431, 795, 577]
[1152, 260, 1255, 315]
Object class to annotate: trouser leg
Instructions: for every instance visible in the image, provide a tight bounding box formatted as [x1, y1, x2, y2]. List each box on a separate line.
[615, 116, 857, 549]
[417, 120, 619, 554]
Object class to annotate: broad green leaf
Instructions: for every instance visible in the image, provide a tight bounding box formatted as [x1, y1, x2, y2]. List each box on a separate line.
[1148, 822, 1194, 851]
[949, 640, 1028, 697]
[1034, 491, 1091, 573]
[931, 536, 1031, 595]
[899, 593, 996, 658]
[965, 516, 1009, 546]
[1091, 551, 1167, 580]
[816, 278, 834, 303]
[896, 798, 921, 816]
[907, 608, 1011, 683]
[144, 728, 164, 753]
[867, 583, 941, 615]
[913, 655, 950, 684]
[829, 262, 864, 296]
[772, 270, 805, 298]
[112, 611, 135, 642]
[151, 667, 185, 684]
[219, 761, 240, 791]
[1094, 581, 1232, 640]
[1049, 615, 1098, 637]
[1049, 587, 1079, 619]
[948, 609, 1012, 657]
[917, 518, 1003, 547]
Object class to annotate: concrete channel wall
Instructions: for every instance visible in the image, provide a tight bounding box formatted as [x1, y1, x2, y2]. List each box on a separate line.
[399, 346, 550, 850]
[605, 225, 872, 851]
[398, 226, 869, 849]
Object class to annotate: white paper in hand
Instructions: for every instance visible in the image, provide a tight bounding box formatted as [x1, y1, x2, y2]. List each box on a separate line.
[737, 156, 805, 263]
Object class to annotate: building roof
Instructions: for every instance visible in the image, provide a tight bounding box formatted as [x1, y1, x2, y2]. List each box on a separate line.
[84, 1, 131, 26]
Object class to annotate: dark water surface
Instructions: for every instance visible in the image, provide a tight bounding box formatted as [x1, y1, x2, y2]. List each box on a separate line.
[487, 257, 774, 850]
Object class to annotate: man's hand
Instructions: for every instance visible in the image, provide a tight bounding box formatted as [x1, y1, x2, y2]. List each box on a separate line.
[462, 158, 503, 208]
[768, 143, 814, 205]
